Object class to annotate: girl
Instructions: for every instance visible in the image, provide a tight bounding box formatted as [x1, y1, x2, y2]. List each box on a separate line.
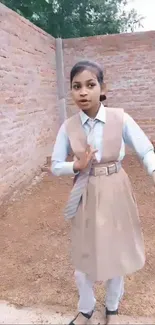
[51, 60, 155, 325]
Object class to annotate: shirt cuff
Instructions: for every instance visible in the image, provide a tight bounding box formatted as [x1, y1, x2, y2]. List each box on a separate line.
[143, 150, 155, 175]
[51, 161, 78, 176]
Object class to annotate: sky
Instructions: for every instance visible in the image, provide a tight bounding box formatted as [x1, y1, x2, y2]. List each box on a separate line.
[127, 0, 155, 31]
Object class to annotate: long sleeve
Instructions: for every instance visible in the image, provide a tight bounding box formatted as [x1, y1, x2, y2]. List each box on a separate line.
[123, 113, 155, 175]
[51, 123, 75, 176]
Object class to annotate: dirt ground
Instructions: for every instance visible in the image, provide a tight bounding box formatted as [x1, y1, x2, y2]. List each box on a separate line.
[0, 154, 155, 319]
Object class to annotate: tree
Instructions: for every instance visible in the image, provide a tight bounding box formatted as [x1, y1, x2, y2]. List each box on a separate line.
[1, 0, 143, 38]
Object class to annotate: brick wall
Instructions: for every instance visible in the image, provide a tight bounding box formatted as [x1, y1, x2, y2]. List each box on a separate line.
[1, 3, 155, 204]
[0, 4, 59, 204]
[63, 32, 155, 141]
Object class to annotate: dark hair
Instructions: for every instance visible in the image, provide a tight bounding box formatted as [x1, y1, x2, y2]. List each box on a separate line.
[70, 60, 106, 102]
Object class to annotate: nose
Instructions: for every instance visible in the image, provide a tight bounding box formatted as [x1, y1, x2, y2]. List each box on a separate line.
[79, 87, 88, 97]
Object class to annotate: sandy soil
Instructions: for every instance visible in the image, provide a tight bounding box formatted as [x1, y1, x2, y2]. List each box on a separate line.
[0, 154, 155, 322]
[0, 301, 154, 324]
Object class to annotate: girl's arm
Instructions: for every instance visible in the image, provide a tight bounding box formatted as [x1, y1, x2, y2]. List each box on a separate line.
[51, 123, 76, 176]
[123, 113, 155, 180]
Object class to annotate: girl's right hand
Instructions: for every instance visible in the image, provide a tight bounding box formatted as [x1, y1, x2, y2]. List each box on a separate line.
[73, 145, 98, 172]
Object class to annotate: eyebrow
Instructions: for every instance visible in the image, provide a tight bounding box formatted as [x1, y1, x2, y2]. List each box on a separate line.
[72, 79, 96, 84]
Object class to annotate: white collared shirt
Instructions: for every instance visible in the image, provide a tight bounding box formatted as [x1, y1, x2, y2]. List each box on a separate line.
[52, 104, 155, 176]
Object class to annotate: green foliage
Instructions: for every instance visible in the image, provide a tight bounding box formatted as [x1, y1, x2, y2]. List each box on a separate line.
[1, 0, 143, 38]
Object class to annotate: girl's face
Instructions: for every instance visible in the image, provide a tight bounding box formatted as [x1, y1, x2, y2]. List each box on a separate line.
[71, 69, 104, 112]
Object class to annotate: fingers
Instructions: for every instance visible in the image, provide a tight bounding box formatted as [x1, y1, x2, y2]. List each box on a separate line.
[80, 146, 98, 167]
[87, 148, 98, 161]
[85, 145, 97, 155]
[85, 145, 91, 155]
[89, 147, 98, 155]
[92, 149, 98, 154]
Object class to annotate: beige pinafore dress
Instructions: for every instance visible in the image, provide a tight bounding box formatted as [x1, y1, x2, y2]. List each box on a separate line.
[65, 107, 145, 282]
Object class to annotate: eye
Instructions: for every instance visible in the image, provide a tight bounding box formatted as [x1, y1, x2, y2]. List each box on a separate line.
[88, 83, 96, 88]
[73, 84, 80, 90]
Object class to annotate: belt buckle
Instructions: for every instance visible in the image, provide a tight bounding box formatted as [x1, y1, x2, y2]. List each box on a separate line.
[107, 164, 115, 175]
[105, 167, 109, 176]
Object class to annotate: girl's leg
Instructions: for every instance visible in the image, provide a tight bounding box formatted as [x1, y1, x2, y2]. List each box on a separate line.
[74, 270, 96, 313]
[68, 271, 96, 325]
[105, 276, 124, 324]
[105, 276, 124, 311]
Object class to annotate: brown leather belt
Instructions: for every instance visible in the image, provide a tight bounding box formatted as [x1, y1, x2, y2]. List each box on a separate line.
[90, 162, 121, 177]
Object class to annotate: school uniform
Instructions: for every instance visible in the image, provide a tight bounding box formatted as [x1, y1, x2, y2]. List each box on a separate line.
[52, 104, 155, 316]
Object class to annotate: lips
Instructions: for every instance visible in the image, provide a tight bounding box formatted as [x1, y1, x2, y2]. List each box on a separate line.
[80, 99, 89, 103]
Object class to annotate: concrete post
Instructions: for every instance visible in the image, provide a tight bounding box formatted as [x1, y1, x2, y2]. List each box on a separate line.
[55, 38, 67, 123]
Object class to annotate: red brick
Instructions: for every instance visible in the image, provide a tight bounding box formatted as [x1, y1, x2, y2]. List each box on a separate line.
[0, 3, 60, 205]
[63, 32, 155, 141]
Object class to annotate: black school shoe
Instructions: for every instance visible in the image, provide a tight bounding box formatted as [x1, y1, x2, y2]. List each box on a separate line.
[106, 308, 118, 316]
[69, 310, 94, 325]
[105, 308, 119, 324]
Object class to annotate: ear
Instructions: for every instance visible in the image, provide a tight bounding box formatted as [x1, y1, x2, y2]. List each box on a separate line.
[101, 82, 107, 97]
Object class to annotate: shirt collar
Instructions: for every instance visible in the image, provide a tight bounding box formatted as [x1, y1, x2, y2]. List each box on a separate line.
[79, 103, 106, 125]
